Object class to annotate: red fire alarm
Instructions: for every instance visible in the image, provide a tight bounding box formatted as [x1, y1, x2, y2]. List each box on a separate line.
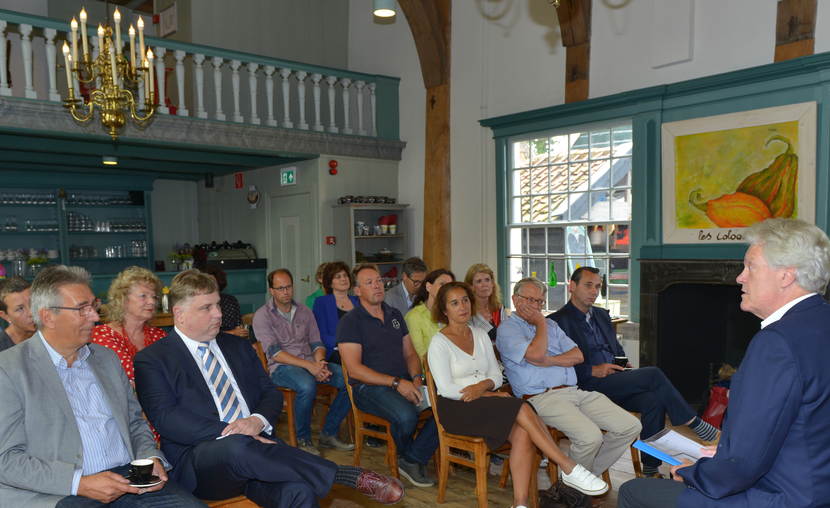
[325, 236, 336, 245]
[328, 160, 338, 175]
[234, 172, 244, 189]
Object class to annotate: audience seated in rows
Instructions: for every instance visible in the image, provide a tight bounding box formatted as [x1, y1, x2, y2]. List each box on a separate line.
[404, 268, 454, 358]
[427, 281, 607, 508]
[496, 277, 642, 478]
[384, 257, 427, 317]
[0, 275, 35, 352]
[252, 268, 353, 456]
[312, 261, 359, 362]
[338, 263, 439, 488]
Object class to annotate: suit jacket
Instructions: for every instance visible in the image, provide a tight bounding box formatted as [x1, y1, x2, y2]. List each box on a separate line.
[548, 302, 624, 387]
[677, 294, 830, 507]
[312, 293, 359, 358]
[134, 330, 282, 492]
[0, 336, 159, 508]
[383, 282, 413, 318]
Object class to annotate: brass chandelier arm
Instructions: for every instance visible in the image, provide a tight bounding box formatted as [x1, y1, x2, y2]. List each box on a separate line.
[122, 88, 156, 123]
[66, 98, 95, 123]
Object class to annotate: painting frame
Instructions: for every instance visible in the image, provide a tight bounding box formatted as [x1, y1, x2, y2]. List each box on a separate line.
[662, 101, 816, 244]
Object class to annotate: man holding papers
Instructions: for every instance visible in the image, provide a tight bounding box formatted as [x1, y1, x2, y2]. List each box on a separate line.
[619, 218, 830, 507]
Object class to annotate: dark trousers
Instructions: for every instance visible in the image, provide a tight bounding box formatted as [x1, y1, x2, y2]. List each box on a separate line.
[184, 434, 338, 508]
[57, 464, 205, 507]
[353, 384, 438, 465]
[618, 478, 684, 508]
[584, 366, 696, 468]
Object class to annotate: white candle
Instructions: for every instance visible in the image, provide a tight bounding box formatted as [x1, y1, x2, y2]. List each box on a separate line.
[109, 45, 117, 85]
[128, 25, 135, 72]
[147, 49, 155, 100]
[137, 18, 145, 68]
[97, 24, 104, 39]
[113, 9, 121, 55]
[79, 8, 88, 60]
[62, 43, 73, 94]
[143, 58, 149, 101]
[70, 18, 78, 67]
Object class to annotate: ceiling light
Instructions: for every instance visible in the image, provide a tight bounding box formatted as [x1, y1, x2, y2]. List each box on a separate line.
[102, 155, 118, 166]
[373, 0, 396, 18]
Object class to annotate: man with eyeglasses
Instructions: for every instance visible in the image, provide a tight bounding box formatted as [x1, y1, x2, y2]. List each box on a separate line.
[0, 265, 204, 507]
[496, 277, 641, 480]
[384, 257, 427, 317]
[252, 268, 353, 456]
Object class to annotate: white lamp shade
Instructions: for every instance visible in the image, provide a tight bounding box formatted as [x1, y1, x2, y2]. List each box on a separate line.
[373, 0, 396, 17]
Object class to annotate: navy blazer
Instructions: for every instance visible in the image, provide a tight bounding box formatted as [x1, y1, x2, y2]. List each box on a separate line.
[134, 330, 282, 490]
[312, 293, 359, 358]
[548, 301, 624, 387]
[677, 294, 830, 507]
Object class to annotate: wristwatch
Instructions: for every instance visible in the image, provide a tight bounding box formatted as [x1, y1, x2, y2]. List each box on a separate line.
[415, 374, 425, 383]
[391, 377, 401, 389]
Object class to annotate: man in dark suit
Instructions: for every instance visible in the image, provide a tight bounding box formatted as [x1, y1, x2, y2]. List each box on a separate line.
[549, 266, 718, 476]
[134, 269, 403, 508]
[619, 218, 830, 507]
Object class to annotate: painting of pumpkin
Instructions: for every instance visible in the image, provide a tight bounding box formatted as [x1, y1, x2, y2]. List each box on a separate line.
[689, 190, 772, 228]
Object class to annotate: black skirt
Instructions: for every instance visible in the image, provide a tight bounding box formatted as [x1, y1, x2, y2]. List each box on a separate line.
[436, 394, 526, 449]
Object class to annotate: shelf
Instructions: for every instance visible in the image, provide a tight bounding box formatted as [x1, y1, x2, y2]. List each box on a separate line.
[65, 204, 143, 209]
[70, 256, 147, 262]
[0, 203, 57, 207]
[0, 230, 59, 235]
[68, 231, 148, 235]
[354, 235, 404, 239]
[334, 203, 409, 210]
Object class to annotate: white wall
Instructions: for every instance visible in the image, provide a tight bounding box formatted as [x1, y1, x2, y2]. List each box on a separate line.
[151, 179, 199, 261]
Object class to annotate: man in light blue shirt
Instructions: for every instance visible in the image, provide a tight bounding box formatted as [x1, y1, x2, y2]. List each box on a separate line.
[0, 265, 203, 507]
[496, 277, 640, 477]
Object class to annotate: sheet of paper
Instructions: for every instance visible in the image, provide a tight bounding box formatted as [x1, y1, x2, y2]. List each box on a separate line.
[644, 428, 705, 463]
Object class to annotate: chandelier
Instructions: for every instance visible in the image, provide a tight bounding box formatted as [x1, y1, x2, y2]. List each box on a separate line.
[61, 7, 156, 141]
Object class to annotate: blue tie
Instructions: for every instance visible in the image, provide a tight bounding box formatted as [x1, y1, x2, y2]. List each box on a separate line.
[198, 344, 242, 423]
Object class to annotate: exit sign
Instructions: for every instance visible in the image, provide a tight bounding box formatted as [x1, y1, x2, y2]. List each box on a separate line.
[280, 167, 297, 186]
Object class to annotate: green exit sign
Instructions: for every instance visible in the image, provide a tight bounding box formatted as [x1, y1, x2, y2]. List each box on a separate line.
[280, 167, 297, 186]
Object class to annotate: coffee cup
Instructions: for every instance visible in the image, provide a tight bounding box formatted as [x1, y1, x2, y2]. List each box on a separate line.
[613, 356, 628, 367]
[389, 225, 397, 235]
[129, 458, 154, 482]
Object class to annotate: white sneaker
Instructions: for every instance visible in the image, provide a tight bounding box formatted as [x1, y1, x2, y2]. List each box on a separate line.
[560, 464, 608, 496]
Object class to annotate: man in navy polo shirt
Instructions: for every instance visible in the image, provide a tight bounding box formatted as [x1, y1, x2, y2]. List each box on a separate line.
[337, 263, 438, 488]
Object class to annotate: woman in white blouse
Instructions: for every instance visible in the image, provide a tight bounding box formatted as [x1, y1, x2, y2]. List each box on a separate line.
[427, 282, 607, 507]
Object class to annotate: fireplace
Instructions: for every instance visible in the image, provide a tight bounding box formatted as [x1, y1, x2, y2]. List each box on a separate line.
[639, 259, 760, 405]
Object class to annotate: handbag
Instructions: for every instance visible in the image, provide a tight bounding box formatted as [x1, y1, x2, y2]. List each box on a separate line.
[538, 482, 590, 508]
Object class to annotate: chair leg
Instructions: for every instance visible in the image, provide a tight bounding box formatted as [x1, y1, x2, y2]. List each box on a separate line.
[499, 456, 510, 488]
[474, 444, 488, 508]
[284, 392, 297, 447]
[385, 429, 400, 479]
[437, 444, 450, 503]
[346, 411, 355, 442]
[528, 450, 540, 508]
[353, 425, 363, 467]
[630, 445, 643, 478]
[602, 469, 611, 487]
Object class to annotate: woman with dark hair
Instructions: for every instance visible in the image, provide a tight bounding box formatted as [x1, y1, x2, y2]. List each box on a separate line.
[404, 268, 455, 358]
[312, 261, 358, 362]
[427, 282, 607, 507]
[204, 265, 247, 338]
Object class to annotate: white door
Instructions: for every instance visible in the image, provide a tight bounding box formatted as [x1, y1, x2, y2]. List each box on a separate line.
[268, 192, 316, 302]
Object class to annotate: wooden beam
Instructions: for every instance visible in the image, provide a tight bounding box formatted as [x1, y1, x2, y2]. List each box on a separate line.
[555, 0, 591, 103]
[774, 0, 817, 62]
[399, 0, 452, 269]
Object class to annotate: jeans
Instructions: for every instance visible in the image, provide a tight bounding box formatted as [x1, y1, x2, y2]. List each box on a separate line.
[56, 464, 205, 507]
[352, 384, 438, 465]
[271, 363, 351, 441]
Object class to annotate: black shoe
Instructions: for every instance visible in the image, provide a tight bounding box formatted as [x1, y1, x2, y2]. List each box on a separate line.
[397, 458, 434, 488]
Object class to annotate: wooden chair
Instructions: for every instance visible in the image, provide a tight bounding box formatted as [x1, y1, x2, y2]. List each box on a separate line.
[252, 341, 298, 447]
[424, 359, 538, 508]
[202, 495, 257, 507]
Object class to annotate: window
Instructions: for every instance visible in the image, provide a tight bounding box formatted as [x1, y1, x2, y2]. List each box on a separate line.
[506, 123, 632, 317]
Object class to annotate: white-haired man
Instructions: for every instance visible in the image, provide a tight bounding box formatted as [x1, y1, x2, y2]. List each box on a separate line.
[619, 218, 830, 507]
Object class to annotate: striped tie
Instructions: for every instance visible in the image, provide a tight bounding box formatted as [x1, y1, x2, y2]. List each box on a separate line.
[198, 344, 242, 423]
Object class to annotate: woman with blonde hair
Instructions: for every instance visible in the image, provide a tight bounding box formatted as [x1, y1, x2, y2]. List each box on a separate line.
[92, 266, 166, 381]
[464, 263, 508, 336]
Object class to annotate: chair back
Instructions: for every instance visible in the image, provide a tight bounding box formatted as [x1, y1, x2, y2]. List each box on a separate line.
[341, 362, 359, 413]
[252, 341, 268, 373]
[422, 356, 448, 435]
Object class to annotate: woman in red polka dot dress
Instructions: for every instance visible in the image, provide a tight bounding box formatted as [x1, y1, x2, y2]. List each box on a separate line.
[92, 266, 167, 383]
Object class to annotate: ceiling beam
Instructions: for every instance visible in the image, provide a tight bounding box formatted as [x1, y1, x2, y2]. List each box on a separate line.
[555, 0, 592, 103]
[398, 0, 450, 88]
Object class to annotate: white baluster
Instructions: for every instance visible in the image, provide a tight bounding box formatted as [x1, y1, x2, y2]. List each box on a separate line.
[311, 73, 323, 132]
[193, 53, 207, 119]
[230, 59, 242, 123]
[247, 62, 260, 125]
[44, 29, 60, 101]
[19, 24, 36, 99]
[0, 21, 9, 96]
[154, 46, 168, 113]
[212, 56, 225, 121]
[340, 78, 352, 135]
[368, 82, 377, 137]
[355, 80, 366, 136]
[325, 75, 338, 134]
[264, 65, 277, 127]
[279, 68, 293, 129]
[295, 70, 308, 130]
[174, 50, 188, 116]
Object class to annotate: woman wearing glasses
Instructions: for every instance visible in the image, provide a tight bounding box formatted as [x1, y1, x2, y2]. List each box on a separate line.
[91, 266, 166, 382]
[427, 282, 608, 507]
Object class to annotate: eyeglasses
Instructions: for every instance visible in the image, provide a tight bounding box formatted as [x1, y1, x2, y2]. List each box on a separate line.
[408, 277, 425, 287]
[50, 299, 101, 317]
[271, 285, 293, 292]
[516, 294, 546, 307]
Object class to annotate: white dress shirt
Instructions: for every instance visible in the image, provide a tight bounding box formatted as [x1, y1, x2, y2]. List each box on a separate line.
[427, 325, 503, 399]
[760, 292, 816, 329]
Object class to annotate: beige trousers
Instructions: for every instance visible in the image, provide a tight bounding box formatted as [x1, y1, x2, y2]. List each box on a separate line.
[529, 386, 641, 476]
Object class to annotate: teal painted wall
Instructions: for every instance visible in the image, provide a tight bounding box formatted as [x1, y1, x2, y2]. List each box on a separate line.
[482, 53, 830, 321]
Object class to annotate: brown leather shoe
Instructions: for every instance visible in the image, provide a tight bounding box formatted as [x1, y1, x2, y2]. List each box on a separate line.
[355, 470, 405, 504]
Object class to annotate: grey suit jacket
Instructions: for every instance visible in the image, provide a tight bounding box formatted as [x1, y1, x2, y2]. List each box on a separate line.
[0, 335, 161, 508]
[384, 282, 413, 317]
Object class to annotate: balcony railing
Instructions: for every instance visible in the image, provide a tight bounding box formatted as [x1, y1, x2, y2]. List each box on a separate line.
[0, 8, 400, 141]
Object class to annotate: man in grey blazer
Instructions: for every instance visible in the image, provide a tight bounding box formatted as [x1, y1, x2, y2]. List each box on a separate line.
[384, 257, 427, 317]
[0, 265, 203, 508]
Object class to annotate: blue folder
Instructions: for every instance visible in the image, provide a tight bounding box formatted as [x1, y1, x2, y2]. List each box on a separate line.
[632, 440, 683, 466]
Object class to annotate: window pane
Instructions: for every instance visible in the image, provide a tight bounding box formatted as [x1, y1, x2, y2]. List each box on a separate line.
[513, 141, 530, 168]
[509, 228, 524, 255]
[610, 257, 629, 285]
[611, 189, 631, 221]
[590, 130, 611, 159]
[547, 284, 567, 313]
[612, 126, 633, 157]
[565, 226, 589, 255]
[588, 225, 608, 253]
[610, 224, 630, 253]
[508, 257, 524, 284]
[550, 258, 566, 285]
[513, 169, 530, 196]
[608, 285, 629, 317]
[550, 193, 567, 221]
[590, 191, 610, 221]
[569, 192, 588, 221]
[531, 196, 549, 223]
[528, 257, 547, 282]
[547, 227, 565, 254]
[569, 133, 589, 160]
[549, 164, 568, 193]
[530, 138, 549, 167]
[528, 227, 546, 254]
[570, 162, 590, 192]
[531, 167, 549, 196]
[590, 158, 611, 190]
[611, 157, 631, 188]
[550, 135, 569, 163]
